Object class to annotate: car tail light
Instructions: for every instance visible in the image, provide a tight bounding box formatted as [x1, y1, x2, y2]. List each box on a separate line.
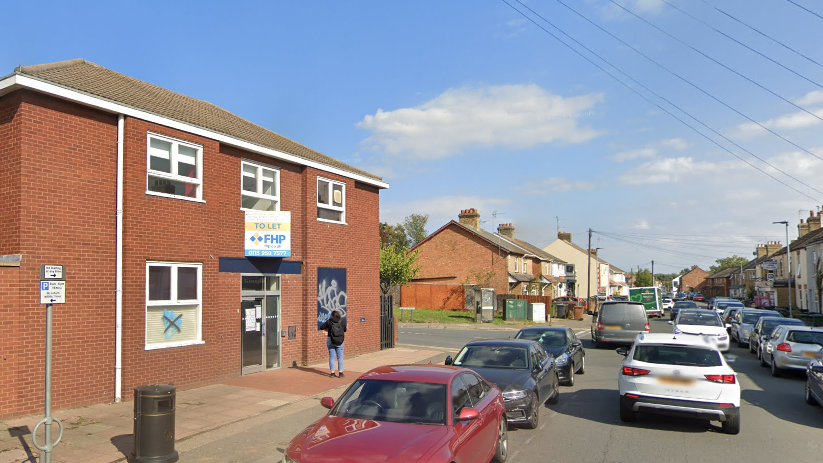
[704, 374, 736, 384]
[597, 322, 604, 330]
[776, 343, 792, 352]
[622, 366, 650, 376]
[626, 394, 639, 399]
[644, 323, 650, 332]
[718, 403, 735, 408]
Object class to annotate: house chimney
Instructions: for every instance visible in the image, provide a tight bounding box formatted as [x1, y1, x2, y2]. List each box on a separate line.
[765, 241, 783, 256]
[558, 232, 572, 242]
[458, 208, 480, 229]
[756, 243, 767, 258]
[799, 218, 810, 237]
[497, 223, 515, 239]
[809, 211, 821, 233]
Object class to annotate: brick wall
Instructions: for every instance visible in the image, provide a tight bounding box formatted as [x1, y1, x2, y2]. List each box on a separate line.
[681, 268, 709, 292]
[413, 224, 509, 295]
[0, 90, 381, 418]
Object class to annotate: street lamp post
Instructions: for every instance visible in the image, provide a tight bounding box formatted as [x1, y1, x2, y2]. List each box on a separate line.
[773, 221, 792, 318]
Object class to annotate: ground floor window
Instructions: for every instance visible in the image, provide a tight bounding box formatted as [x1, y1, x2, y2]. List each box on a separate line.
[146, 262, 203, 349]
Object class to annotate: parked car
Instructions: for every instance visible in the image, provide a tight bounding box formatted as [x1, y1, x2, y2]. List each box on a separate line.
[721, 307, 742, 333]
[730, 309, 782, 347]
[671, 300, 698, 320]
[750, 317, 807, 357]
[806, 357, 823, 407]
[591, 301, 650, 349]
[693, 294, 707, 303]
[662, 298, 674, 311]
[715, 300, 744, 316]
[668, 309, 730, 352]
[613, 295, 629, 302]
[282, 365, 509, 463]
[446, 339, 559, 429]
[514, 327, 585, 386]
[616, 333, 741, 434]
[761, 326, 823, 377]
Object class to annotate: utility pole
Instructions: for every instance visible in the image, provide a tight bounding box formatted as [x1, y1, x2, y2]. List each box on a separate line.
[651, 260, 655, 288]
[587, 228, 592, 312]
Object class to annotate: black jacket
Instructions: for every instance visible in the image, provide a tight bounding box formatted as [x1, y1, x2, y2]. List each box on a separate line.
[321, 317, 347, 344]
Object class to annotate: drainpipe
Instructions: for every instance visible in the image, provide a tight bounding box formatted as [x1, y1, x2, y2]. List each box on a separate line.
[115, 115, 124, 402]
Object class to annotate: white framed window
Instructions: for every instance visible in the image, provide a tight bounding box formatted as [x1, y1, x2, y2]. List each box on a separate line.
[241, 160, 280, 211]
[145, 262, 203, 349]
[522, 285, 528, 295]
[522, 259, 529, 274]
[317, 177, 345, 223]
[146, 132, 203, 201]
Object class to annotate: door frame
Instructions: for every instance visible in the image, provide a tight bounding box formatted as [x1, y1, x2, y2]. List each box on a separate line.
[240, 274, 282, 375]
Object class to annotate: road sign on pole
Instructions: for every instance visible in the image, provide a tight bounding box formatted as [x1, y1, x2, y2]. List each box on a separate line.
[40, 281, 66, 304]
[34, 265, 65, 462]
[40, 265, 65, 280]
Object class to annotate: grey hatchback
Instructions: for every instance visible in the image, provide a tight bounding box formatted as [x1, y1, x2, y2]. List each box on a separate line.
[591, 302, 650, 348]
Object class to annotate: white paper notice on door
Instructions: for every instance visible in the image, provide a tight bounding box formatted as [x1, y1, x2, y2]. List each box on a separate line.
[245, 308, 257, 332]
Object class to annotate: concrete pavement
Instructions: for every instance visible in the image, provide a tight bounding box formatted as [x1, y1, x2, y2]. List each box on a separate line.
[0, 346, 443, 463]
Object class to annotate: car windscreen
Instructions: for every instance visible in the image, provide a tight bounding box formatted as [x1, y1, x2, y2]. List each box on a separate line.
[453, 345, 529, 369]
[677, 313, 722, 327]
[673, 302, 697, 308]
[332, 379, 448, 425]
[600, 304, 645, 324]
[515, 330, 567, 347]
[762, 319, 805, 335]
[786, 331, 823, 347]
[633, 345, 723, 367]
[717, 302, 743, 310]
[743, 312, 779, 324]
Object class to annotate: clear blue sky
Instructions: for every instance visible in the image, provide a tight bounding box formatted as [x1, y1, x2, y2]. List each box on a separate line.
[5, 0, 823, 273]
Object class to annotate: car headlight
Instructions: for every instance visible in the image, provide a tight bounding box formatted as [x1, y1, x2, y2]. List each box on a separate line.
[282, 453, 298, 463]
[502, 390, 528, 401]
[555, 353, 570, 366]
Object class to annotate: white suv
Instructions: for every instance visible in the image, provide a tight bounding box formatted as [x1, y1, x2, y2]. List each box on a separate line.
[616, 333, 741, 434]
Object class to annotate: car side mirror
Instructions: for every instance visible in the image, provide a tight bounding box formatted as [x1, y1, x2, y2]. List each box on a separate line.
[572, 340, 582, 347]
[445, 356, 453, 366]
[811, 364, 823, 374]
[667, 321, 673, 325]
[615, 347, 629, 356]
[320, 397, 335, 409]
[457, 407, 480, 421]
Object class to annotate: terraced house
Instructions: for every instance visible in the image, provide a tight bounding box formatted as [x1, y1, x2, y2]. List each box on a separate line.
[0, 59, 387, 418]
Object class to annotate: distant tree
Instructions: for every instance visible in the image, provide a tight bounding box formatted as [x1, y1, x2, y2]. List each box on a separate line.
[709, 255, 749, 274]
[634, 269, 653, 287]
[379, 222, 408, 249]
[402, 213, 429, 247]
[379, 243, 421, 295]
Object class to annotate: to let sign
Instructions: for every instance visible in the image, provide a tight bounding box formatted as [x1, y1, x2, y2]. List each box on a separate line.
[244, 211, 291, 257]
[40, 281, 66, 304]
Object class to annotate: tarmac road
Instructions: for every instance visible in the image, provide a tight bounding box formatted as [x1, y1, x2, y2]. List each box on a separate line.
[180, 318, 822, 463]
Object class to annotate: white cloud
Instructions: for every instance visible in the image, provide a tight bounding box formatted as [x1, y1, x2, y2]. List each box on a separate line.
[515, 177, 596, 196]
[618, 156, 723, 185]
[504, 19, 527, 38]
[633, 219, 650, 230]
[379, 195, 513, 228]
[611, 137, 689, 162]
[601, 0, 667, 20]
[796, 90, 823, 106]
[730, 106, 823, 139]
[357, 84, 604, 160]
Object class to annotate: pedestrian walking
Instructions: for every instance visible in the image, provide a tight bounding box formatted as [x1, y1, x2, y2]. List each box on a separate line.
[321, 310, 347, 378]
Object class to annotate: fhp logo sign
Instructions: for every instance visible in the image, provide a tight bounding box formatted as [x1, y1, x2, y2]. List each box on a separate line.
[245, 211, 291, 257]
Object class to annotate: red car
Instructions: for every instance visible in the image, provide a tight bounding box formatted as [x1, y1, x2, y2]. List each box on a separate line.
[693, 294, 706, 302]
[282, 365, 508, 463]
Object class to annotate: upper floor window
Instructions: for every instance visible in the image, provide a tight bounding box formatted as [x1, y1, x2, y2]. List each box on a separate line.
[317, 177, 345, 223]
[147, 133, 203, 200]
[241, 160, 279, 211]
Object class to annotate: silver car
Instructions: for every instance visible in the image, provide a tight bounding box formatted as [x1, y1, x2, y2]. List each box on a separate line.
[761, 326, 823, 377]
[750, 317, 806, 357]
[730, 309, 782, 347]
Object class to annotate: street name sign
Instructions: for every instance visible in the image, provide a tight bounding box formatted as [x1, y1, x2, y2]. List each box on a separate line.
[762, 261, 778, 271]
[40, 281, 66, 304]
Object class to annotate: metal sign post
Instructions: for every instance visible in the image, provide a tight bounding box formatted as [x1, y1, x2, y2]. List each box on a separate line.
[33, 265, 65, 462]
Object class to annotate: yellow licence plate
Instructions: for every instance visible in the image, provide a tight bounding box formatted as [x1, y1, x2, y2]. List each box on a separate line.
[605, 325, 622, 330]
[658, 377, 694, 386]
[803, 352, 820, 358]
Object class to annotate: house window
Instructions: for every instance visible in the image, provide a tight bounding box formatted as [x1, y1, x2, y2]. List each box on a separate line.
[317, 177, 345, 223]
[522, 259, 528, 274]
[146, 262, 203, 349]
[241, 161, 279, 211]
[522, 285, 528, 295]
[146, 133, 203, 200]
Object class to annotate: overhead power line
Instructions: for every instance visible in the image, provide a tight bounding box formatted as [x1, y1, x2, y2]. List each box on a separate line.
[660, 0, 822, 89]
[786, 0, 823, 22]
[609, 0, 823, 124]
[502, 0, 823, 203]
[594, 231, 725, 260]
[551, 0, 823, 176]
[696, 0, 823, 70]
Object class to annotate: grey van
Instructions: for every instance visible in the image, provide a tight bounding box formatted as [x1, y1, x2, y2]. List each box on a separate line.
[591, 302, 650, 348]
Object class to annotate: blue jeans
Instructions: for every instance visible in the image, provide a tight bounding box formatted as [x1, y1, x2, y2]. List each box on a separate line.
[327, 338, 344, 372]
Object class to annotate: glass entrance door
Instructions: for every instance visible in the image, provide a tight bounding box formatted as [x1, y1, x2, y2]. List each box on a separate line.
[265, 295, 280, 369]
[241, 298, 264, 373]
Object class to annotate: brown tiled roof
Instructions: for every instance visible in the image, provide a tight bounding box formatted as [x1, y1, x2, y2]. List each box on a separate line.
[14, 59, 382, 182]
[511, 237, 566, 263]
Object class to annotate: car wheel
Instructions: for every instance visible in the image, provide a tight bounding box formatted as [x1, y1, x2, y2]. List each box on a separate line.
[771, 356, 783, 377]
[737, 338, 745, 348]
[564, 365, 575, 386]
[759, 351, 768, 367]
[619, 400, 635, 422]
[749, 343, 755, 354]
[492, 417, 508, 463]
[806, 380, 818, 406]
[546, 377, 560, 405]
[577, 356, 586, 375]
[722, 414, 740, 435]
[526, 393, 540, 429]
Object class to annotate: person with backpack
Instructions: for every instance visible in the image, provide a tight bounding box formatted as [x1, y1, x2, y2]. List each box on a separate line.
[321, 310, 347, 378]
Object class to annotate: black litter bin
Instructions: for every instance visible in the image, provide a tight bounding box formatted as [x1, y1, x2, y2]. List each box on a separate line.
[129, 384, 179, 463]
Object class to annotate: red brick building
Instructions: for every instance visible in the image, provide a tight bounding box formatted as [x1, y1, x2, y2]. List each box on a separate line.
[0, 59, 387, 418]
[677, 266, 710, 293]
